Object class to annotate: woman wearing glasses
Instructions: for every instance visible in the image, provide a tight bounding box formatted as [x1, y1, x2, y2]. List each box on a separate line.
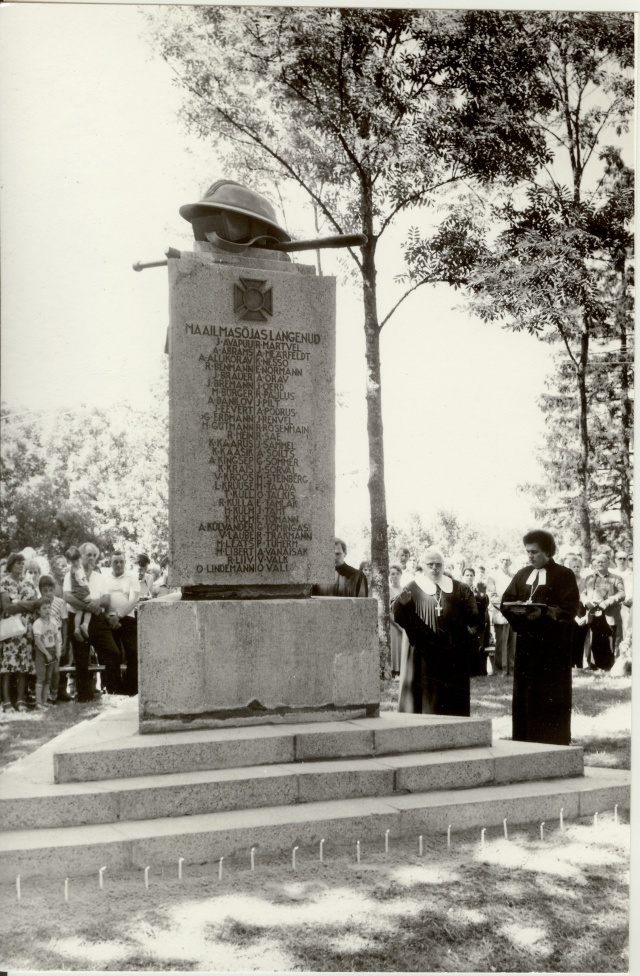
[393, 547, 480, 716]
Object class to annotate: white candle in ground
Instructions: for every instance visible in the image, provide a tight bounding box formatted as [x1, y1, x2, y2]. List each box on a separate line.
[319, 839, 325, 862]
[99, 866, 106, 889]
[16, 876, 21, 901]
[385, 829, 390, 854]
[218, 857, 224, 881]
[540, 823, 545, 841]
[178, 857, 184, 881]
[144, 866, 150, 889]
[503, 818, 508, 840]
[64, 878, 69, 903]
[419, 835, 423, 857]
[614, 805, 618, 824]
[250, 847, 255, 871]
[292, 846, 299, 870]
[447, 826, 451, 849]
[481, 828, 486, 848]
[356, 840, 361, 864]
[560, 807, 564, 831]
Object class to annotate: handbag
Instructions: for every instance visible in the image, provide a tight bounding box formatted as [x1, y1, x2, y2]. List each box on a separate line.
[0, 615, 26, 641]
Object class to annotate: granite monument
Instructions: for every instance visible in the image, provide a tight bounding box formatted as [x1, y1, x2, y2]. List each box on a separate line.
[137, 180, 379, 731]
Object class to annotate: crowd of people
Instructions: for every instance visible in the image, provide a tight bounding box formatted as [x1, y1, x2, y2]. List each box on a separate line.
[0, 546, 174, 712]
[388, 534, 633, 745]
[2, 532, 632, 748]
[316, 532, 633, 747]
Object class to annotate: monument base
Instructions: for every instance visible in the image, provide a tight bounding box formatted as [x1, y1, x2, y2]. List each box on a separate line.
[138, 597, 380, 733]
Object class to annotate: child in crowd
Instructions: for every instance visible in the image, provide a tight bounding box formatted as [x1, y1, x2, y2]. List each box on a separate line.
[32, 600, 61, 709]
[65, 546, 92, 641]
[38, 575, 68, 704]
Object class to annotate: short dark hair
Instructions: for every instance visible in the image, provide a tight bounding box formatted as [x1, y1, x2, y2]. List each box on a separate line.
[390, 564, 403, 574]
[111, 551, 125, 559]
[335, 538, 347, 554]
[39, 575, 55, 591]
[137, 553, 150, 567]
[464, 567, 476, 576]
[523, 530, 556, 558]
[6, 552, 25, 572]
[65, 546, 81, 562]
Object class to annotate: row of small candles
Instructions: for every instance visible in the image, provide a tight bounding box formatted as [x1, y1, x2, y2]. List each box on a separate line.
[13, 805, 619, 901]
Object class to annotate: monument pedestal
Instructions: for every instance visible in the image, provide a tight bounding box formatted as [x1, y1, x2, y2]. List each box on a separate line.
[138, 596, 379, 733]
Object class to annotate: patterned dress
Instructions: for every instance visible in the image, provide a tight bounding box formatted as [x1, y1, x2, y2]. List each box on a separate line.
[0, 574, 37, 674]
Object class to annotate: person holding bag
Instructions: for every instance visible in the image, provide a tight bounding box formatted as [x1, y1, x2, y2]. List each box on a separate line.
[1, 552, 42, 712]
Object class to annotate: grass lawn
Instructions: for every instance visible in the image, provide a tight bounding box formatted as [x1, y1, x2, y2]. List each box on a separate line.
[0, 670, 632, 971]
[0, 697, 104, 771]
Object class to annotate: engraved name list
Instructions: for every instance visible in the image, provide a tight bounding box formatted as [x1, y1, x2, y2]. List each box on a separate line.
[192, 324, 319, 576]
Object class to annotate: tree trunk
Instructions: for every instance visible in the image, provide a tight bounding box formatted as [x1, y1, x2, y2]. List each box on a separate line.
[617, 266, 633, 537]
[360, 223, 391, 679]
[576, 327, 592, 563]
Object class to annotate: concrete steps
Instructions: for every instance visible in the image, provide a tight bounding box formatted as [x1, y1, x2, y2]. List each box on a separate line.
[1, 741, 584, 830]
[0, 699, 630, 881]
[51, 712, 494, 783]
[0, 767, 629, 881]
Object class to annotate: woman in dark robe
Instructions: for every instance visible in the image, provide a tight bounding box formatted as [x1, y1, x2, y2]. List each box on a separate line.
[501, 530, 580, 746]
[462, 567, 490, 676]
[394, 547, 480, 716]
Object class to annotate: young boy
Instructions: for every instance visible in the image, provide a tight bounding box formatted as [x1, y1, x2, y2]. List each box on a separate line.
[38, 575, 68, 704]
[65, 546, 92, 641]
[32, 600, 62, 709]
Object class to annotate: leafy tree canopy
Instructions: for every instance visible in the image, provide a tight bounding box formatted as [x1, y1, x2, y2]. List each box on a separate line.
[0, 385, 169, 562]
[149, 6, 552, 271]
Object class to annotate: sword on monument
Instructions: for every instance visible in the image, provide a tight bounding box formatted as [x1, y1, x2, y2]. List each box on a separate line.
[132, 233, 367, 271]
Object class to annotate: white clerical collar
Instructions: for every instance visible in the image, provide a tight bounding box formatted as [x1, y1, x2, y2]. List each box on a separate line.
[415, 574, 453, 595]
[526, 567, 547, 586]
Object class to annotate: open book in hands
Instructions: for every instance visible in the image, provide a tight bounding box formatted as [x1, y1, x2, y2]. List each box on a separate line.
[502, 602, 548, 620]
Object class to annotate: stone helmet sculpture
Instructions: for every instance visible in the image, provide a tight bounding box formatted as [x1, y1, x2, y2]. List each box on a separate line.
[179, 179, 291, 246]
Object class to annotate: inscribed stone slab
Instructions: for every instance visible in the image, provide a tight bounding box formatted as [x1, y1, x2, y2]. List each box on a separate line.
[168, 252, 335, 587]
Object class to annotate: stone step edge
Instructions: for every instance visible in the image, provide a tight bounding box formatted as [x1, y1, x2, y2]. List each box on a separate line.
[1, 767, 629, 856]
[52, 716, 494, 782]
[52, 714, 493, 756]
[2, 742, 584, 804]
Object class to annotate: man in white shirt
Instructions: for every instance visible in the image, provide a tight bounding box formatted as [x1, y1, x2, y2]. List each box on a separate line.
[63, 542, 123, 701]
[104, 552, 140, 696]
[487, 553, 517, 675]
[136, 553, 156, 602]
[396, 547, 414, 586]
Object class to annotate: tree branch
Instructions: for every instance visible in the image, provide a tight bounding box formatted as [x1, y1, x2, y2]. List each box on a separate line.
[556, 319, 580, 371]
[377, 174, 468, 238]
[166, 58, 364, 272]
[379, 279, 432, 331]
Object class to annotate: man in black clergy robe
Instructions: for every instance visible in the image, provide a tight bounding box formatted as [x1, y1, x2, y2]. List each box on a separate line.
[501, 529, 580, 746]
[312, 538, 369, 597]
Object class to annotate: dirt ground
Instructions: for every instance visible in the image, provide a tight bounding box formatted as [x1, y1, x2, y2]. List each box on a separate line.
[0, 669, 633, 971]
[0, 813, 629, 972]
